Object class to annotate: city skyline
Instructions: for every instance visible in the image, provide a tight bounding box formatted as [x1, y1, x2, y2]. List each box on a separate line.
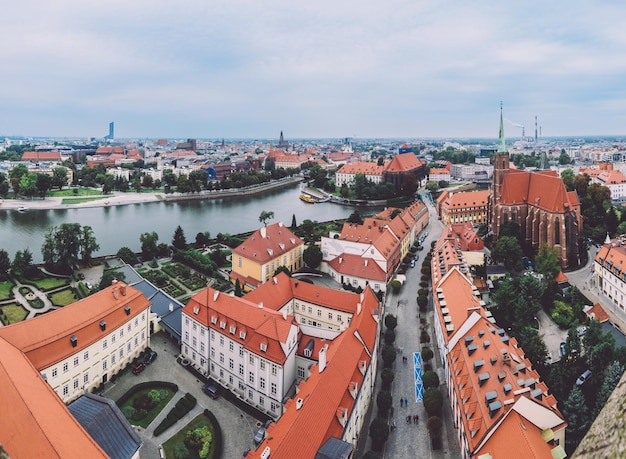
[2, 1, 626, 139]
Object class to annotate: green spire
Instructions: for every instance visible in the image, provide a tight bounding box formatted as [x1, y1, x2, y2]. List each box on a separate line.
[497, 101, 506, 153]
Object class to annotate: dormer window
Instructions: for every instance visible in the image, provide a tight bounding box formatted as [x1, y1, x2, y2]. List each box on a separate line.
[211, 316, 217, 325]
[229, 326, 236, 334]
[260, 342, 267, 352]
[239, 330, 246, 339]
[220, 321, 226, 329]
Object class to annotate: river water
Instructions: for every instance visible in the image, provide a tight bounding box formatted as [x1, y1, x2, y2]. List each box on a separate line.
[0, 183, 382, 263]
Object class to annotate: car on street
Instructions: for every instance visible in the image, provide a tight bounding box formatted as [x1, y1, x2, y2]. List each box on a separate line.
[560, 342, 566, 357]
[577, 326, 587, 337]
[576, 369, 592, 386]
[254, 426, 266, 445]
[144, 349, 158, 364]
[202, 383, 219, 399]
[410, 260, 416, 268]
[132, 362, 146, 375]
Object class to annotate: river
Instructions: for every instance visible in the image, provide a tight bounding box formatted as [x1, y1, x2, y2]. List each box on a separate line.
[0, 183, 383, 263]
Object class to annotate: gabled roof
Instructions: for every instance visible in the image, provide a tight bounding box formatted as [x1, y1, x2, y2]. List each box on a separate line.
[384, 153, 425, 173]
[336, 162, 383, 176]
[247, 288, 380, 459]
[441, 190, 491, 209]
[327, 253, 387, 282]
[0, 337, 107, 458]
[68, 393, 142, 459]
[21, 151, 62, 161]
[500, 170, 578, 213]
[233, 222, 303, 264]
[183, 285, 297, 364]
[0, 282, 150, 370]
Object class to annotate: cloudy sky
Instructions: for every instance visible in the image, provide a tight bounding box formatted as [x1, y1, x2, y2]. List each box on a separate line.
[2, 0, 625, 140]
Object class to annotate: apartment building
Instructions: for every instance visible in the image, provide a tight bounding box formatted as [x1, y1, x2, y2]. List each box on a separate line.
[594, 235, 626, 312]
[437, 189, 490, 225]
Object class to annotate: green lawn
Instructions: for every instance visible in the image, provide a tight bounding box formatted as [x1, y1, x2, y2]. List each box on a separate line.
[61, 197, 108, 205]
[48, 188, 104, 197]
[162, 413, 217, 459]
[25, 277, 69, 291]
[0, 303, 29, 324]
[0, 280, 14, 300]
[50, 288, 78, 306]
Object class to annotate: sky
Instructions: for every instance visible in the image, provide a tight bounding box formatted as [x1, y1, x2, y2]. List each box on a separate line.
[2, 1, 626, 140]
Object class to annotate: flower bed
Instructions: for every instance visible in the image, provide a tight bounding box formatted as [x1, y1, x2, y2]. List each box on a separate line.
[116, 381, 178, 428]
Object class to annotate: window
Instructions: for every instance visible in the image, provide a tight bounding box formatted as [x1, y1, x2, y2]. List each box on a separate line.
[120, 329, 124, 338]
[185, 332, 189, 341]
[52, 368, 58, 378]
[103, 360, 107, 371]
[185, 317, 189, 325]
[271, 382, 277, 396]
[239, 381, 245, 391]
[200, 342, 205, 353]
[63, 385, 69, 397]
[271, 402, 278, 412]
[260, 360, 266, 370]
[111, 334, 116, 344]
[74, 378, 79, 390]
[239, 346, 244, 357]
[210, 330, 215, 340]
[238, 256, 242, 268]
[308, 306, 312, 314]
[239, 364, 244, 376]
[249, 355, 254, 365]
[220, 336, 224, 347]
[259, 396, 264, 406]
[74, 356, 79, 367]
[120, 349, 124, 358]
[220, 321, 226, 329]
[201, 328, 205, 336]
[63, 362, 68, 373]
[193, 322, 197, 331]
[317, 309, 322, 317]
[337, 314, 342, 322]
[229, 342, 234, 351]
[220, 353, 224, 364]
[111, 354, 116, 364]
[230, 326, 236, 334]
[248, 390, 253, 400]
[260, 377, 266, 390]
[220, 369, 224, 378]
[229, 359, 234, 370]
[127, 323, 131, 332]
[229, 375, 234, 385]
[249, 372, 255, 384]
[192, 337, 197, 347]
[200, 358, 205, 367]
[211, 349, 215, 358]
[127, 343, 131, 352]
[298, 366, 305, 378]
[272, 364, 277, 376]
[135, 318, 139, 327]
[239, 330, 246, 339]
[134, 337, 138, 347]
[84, 372, 89, 384]
[328, 312, 333, 320]
[103, 339, 108, 349]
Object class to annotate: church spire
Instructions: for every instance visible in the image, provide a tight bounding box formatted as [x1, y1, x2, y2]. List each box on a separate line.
[497, 101, 507, 153]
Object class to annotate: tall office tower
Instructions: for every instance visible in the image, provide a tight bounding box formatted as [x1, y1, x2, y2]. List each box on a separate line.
[109, 122, 115, 140]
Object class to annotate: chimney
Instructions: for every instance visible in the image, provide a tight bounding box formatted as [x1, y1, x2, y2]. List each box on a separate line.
[113, 288, 119, 300]
[120, 284, 126, 296]
[318, 344, 328, 373]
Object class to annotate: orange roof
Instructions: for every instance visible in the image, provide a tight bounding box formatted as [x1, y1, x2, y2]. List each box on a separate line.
[595, 238, 626, 281]
[327, 253, 387, 281]
[384, 153, 425, 173]
[500, 170, 578, 213]
[0, 283, 150, 370]
[429, 168, 450, 175]
[0, 337, 107, 458]
[598, 170, 626, 185]
[21, 151, 62, 161]
[232, 222, 303, 265]
[447, 223, 485, 251]
[247, 288, 380, 459]
[554, 271, 569, 283]
[337, 162, 383, 176]
[585, 303, 610, 323]
[442, 190, 491, 209]
[183, 284, 297, 364]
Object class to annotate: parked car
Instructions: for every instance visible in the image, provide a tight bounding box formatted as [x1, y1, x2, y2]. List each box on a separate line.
[144, 350, 158, 364]
[577, 326, 587, 337]
[132, 362, 146, 375]
[410, 260, 416, 268]
[560, 342, 566, 357]
[254, 426, 266, 445]
[576, 369, 592, 386]
[202, 383, 219, 399]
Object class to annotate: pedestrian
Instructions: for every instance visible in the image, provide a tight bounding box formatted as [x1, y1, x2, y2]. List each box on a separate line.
[405, 397, 408, 406]
[406, 415, 411, 424]
[393, 420, 397, 430]
[390, 421, 395, 433]
[400, 399, 403, 408]
[415, 414, 419, 423]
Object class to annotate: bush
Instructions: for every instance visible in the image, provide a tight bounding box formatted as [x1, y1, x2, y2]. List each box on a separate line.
[424, 388, 443, 416]
[384, 328, 396, 345]
[203, 409, 223, 458]
[427, 416, 443, 438]
[417, 295, 428, 310]
[422, 347, 434, 361]
[390, 279, 402, 293]
[382, 345, 397, 368]
[154, 392, 197, 436]
[381, 368, 395, 390]
[174, 443, 190, 459]
[121, 405, 136, 419]
[419, 281, 429, 289]
[420, 330, 431, 344]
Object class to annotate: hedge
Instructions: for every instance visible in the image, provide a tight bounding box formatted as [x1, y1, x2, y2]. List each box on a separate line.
[153, 392, 197, 437]
[204, 409, 223, 459]
[115, 381, 179, 408]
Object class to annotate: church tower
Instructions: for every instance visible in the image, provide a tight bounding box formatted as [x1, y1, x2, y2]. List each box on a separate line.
[491, 104, 509, 234]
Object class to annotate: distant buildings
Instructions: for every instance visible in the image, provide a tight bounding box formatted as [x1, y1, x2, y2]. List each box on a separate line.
[437, 189, 490, 225]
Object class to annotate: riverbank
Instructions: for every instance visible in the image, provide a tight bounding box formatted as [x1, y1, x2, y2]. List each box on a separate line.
[0, 176, 303, 211]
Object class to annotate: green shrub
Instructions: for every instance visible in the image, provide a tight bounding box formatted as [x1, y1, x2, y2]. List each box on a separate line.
[121, 405, 136, 419]
[423, 370, 440, 389]
[422, 347, 434, 361]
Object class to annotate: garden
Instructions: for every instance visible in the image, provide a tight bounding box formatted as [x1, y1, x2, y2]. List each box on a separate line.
[0, 280, 14, 300]
[117, 381, 178, 428]
[162, 410, 221, 459]
[49, 287, 79, 306]
[0, 303, 29, 325]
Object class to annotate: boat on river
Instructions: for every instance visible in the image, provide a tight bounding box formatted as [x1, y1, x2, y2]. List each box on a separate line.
[299, 194, 315, 204]
[17, 206, 28, 212]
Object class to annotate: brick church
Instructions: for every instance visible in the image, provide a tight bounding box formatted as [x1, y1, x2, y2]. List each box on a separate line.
[490, 108, 582, 269]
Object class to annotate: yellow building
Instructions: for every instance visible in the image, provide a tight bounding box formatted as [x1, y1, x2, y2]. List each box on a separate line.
[230, 222, 304, 291]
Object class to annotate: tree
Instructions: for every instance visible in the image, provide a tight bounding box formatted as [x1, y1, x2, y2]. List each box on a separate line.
[347, 209, 363, 224]
[291, 214, 297, 229]
[376, 390, 393, 417]
[140, 232, 159, 261]
[172, 226, 187, 251]
[563, 386, 590, 452]
[142, 175, 154, 189]
[384, 314, 398, 330]
[258, 210, 274, 227]
[117, 247, 138, 265]
[491, 236, 523, 271]
[381, 368, 395, 390]
[381, 344, 396, 368]
[535, 243, 561, 279]
[19, 172, 37, 199]
[565, 327, 581, 360]
[594, 361, 624, 417]
[423, 370, 440, 389]
[425, 181, 439, 194]
[273, 265, 292, 277]
[423, 387, 443, 416]
[561, 168, 575, 191]
[12, 248, 34, 277]
[195, 231, 211, 247]
[52, 167, 68, 190]
[36, 173, 52, 198]
[0, 249, 10, 280]
[368, 417, 389, 452]
[98, 270, 126, 290]
[516, 326, 549, 367]
[8, 164, 29, 196]
[234, 279, 243, 297]
[606, 206, 619, 237]
[303, 244, 322, 269]
[426, 416, 443, 439]
[41, 223, 80, 270]
[80, 226, 100, 263]
[384, 328, 396, 345]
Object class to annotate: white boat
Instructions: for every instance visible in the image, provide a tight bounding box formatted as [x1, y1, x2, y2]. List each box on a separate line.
[17, 206, 28, 212]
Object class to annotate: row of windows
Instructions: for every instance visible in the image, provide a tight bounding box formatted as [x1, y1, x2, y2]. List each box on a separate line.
[294, 303, 344, 322]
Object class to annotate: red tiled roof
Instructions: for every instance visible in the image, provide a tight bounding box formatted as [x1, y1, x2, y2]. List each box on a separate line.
[21, 151, 62, 161]
[384, 153, 424, 173]
[442, 190, 491, 209]
[0, 283, 150, 370]
[327, 253, 387, 282]
[585, 303, 609, 323]
[337, 162, 383, 176]
[0, 337, 107, 458]
[232, 222, 303, 264]
[500, 170, 578, 213]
